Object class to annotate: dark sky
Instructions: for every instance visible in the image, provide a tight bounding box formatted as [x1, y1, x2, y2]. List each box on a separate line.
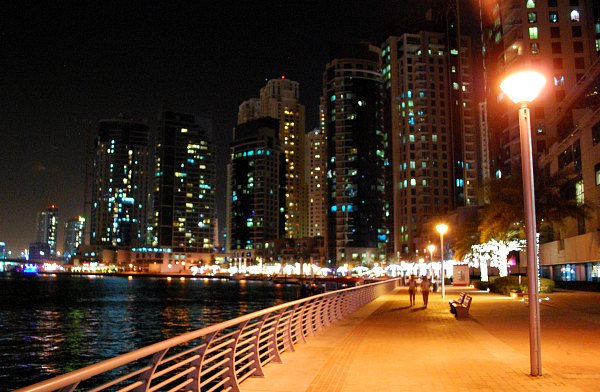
[0, 1, 478, 254]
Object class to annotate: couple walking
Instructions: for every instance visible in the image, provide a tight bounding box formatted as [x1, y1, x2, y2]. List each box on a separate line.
[407, 275, 431, 308]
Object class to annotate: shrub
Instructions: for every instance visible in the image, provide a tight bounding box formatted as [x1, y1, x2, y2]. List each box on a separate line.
[472, 280, 489, 290]
[489, 276, 554, 295]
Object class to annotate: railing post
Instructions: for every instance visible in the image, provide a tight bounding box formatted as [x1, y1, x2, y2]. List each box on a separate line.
[188, 331, 218, 391]
[134, 349, 168, 392]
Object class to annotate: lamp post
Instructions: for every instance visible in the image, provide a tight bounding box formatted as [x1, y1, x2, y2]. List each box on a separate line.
[427, 244, 436, 279]
[500, 70, 546, 377]
[435, 224, 448, 299]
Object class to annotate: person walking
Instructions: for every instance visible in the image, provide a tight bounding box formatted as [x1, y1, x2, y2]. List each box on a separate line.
[421, 276, 431, 308]
[407, 275, 417, 306]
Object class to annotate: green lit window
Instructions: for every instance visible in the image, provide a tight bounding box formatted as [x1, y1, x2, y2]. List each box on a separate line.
[529, 27, 539, 39]
[526, 0, 535, 9]
[528, 12, 537, 23]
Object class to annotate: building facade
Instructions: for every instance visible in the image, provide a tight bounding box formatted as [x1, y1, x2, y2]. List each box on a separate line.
[90, 116, 152, 248]
[153, 110, 216, 253]
[227, 117, 285, 260]
[538, 54, 600, 281]
[307, 124, 327, 239]
[259, 78, 307, 239]
[481, 0, 598, 178]
[63, 216, 85, 260]
[37, 204, 59, 258]
[383, 30, 476, 257]
[323, 43, 388, 266]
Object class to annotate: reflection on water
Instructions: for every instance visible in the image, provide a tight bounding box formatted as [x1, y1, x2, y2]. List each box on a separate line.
[0, 274, 299, 390]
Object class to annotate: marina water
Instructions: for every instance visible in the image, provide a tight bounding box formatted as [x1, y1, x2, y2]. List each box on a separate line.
[0, 274, 300, 390]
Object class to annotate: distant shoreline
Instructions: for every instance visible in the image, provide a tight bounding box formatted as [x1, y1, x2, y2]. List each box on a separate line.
[1, 270, 376, 285]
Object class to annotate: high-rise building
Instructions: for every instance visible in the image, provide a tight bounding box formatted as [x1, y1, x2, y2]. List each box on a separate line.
[259, 78, 307, 239]
[37, 204, 58, 258]
[64, 216, 85, 260]
[90, 116, 152, 248]
[237, 98, 261, 125]
[307, 106, 327, 239]
[538, 56, 600, 281]
[323, 43, 388, 266]
[382, 29, 476, 257]
[227, 117, 285, 259]
[153, 110, 216, 253]
[481, 0, 598, 178]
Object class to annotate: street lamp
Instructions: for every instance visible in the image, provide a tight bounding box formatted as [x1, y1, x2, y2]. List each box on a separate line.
[435, 223, 448, 299]
[427, 244, 436, 279]
[500, 70, 546, 377]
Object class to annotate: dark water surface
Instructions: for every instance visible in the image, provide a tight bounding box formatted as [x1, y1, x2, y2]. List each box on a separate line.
[0, 274, 300, 390]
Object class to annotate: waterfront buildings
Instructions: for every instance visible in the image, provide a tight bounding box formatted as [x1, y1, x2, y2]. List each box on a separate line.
[538, 52, 600, 281]
[383, 28, 476, 257]
[479, 0, 600, 281]
[481, 0, 598, 178]
[258, 78, 307, 239]
[307, 124, 327, 239]
[227, 117, 285, 262]
[323, 43, 388, 266]
[36, 204, 59, 258]
[153, 110, 216, 253]
[63, 216, 85, 261]
[90, 116, 152, 248]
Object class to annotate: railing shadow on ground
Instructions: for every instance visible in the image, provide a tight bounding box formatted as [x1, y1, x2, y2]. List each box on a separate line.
[17, 278, 400, 392]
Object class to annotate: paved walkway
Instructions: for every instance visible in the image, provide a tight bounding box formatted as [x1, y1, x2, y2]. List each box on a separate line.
[241, 285, 600, 392]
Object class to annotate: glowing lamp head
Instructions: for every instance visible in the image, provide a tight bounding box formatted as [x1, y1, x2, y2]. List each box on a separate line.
[427, 244, 436, 253]
[500, 71, 546, 104]
[436, 224, 448, 235]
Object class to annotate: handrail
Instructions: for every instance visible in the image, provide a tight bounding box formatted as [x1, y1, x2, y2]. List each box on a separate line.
[18, 278, 400, 392]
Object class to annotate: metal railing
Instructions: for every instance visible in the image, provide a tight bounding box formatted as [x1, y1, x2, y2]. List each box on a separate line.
[18, 278, 400, 392]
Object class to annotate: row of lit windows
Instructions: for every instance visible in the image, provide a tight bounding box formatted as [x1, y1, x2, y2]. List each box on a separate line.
[527, 0, 580, 8]
[528, 10, 580, 24]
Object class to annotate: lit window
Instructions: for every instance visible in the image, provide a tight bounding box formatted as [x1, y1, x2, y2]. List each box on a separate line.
[576, 180, 584, 205]
[526, 0, 535, 8]
[529, 27, 539, 39]
[553, 75, 565, 86]
[528, 12, 537, 23]
[531, 42, 539, 54]
[571, 10, 580, 22]
[549, 12, 559, 23]
[595, 163, 600, 185]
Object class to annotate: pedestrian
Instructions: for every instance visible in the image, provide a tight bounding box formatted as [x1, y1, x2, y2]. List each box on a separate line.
[421, 276, 431, 308]
[407, 275, 417, 306]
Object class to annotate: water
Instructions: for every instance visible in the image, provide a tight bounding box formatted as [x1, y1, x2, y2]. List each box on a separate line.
[0, 274, 300, 390]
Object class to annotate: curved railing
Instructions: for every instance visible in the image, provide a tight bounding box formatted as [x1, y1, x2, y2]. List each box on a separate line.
[18, 278, 400, 392]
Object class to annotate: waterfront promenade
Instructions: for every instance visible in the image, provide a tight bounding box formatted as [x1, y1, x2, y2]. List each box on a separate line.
[241, 286, 600, 392]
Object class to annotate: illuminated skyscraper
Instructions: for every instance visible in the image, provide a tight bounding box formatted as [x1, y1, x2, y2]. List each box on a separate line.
[153, 110, 216, 253]
[37, 204, 58, 258]
[259, 78, 307, 239]
[90, 116, 152, 248]
[481, 0, 598, 178]
[323, 43, 388, 266]
[383, 29, 476, 256]
[63, 216, 85, 260]
[227, 117, 285, 258]
[237, 78, 307, 240]
[307, 123, 327, 238]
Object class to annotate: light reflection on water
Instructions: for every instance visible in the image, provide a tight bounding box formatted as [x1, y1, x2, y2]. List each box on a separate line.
[0, 274, 299, 390]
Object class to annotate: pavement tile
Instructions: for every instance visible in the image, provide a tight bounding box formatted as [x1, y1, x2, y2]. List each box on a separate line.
[241, 286, 600, 392]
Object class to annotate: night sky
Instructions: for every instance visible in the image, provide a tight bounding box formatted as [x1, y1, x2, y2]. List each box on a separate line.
[1, 1, 477, 254]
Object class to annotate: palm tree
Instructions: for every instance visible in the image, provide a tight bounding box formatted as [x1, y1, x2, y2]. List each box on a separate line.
[477, 167, 591, 243]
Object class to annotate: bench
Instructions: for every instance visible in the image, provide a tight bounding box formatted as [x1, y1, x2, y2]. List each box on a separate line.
[449, 292, 466, 314]
[451, 295, 472, 319]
